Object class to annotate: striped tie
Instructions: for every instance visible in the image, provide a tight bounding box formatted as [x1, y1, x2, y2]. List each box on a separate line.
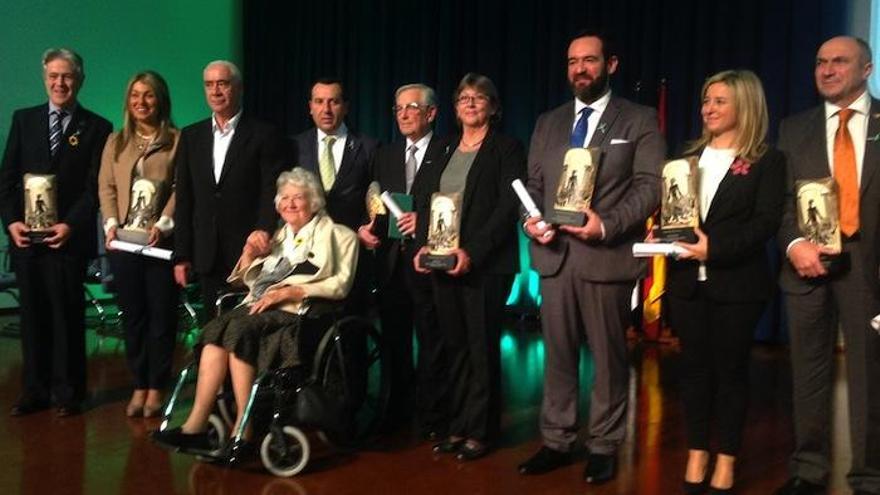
[49, 110, 66, 156]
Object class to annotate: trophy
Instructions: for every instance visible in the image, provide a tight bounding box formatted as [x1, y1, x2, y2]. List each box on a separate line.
[116, 178, 163, 245]
[365, 181, 388, 241]
[795, 178, 849, 275]
[418, 192, 461, 270]
[657, 157, 700, 243]
[23, 173, 57, 243]
[545, 147, 600, 225]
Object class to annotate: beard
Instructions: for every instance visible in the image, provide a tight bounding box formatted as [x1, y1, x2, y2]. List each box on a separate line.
[570, 68, 610, 103]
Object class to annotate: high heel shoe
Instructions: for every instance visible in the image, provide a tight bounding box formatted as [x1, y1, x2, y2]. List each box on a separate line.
[683, 478, 708, 494]
[707, 485, 734, 494]
[125, 401, 144, 418]
[432, 437, 465, 454]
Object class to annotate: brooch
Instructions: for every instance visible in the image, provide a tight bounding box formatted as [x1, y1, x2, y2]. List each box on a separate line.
[730, 157, 751, 176]
[68, 131, 80, 147]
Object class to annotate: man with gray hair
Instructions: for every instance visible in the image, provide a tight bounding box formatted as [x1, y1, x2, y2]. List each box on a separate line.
[174, 60, 286, 312]
[357, 83, 451, 437]
[0, 48, 112, 416]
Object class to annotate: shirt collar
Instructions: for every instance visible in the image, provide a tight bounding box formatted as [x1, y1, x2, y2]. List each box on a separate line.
[824, 89, 870, 120]
[317, 123, 348, 142]
[406, 130, 433, 151]
[212, 109, 242, 133]
[48, 101, 77, 116]
[575, 90, 611, 117]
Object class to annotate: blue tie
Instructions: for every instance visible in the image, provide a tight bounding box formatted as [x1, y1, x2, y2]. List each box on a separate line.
[570, 107, 593, 147]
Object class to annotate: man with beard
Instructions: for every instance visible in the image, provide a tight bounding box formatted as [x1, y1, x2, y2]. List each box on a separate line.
[518, 30, 665, 483]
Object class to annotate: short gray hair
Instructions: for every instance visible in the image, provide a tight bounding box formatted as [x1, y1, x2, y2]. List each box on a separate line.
[42, 48, 84, 82]
[275, 168, 326, 212]
[204, 60, 242, 86]
[395, 83, 437, 107]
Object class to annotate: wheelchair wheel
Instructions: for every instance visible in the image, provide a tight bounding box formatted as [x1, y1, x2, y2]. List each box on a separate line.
[314, 317, 390, 447]
[260, 426, 310, 477]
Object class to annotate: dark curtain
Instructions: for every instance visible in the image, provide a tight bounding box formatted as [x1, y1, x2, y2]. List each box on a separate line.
[243, 0, 847, 150]
[242, 0, 848, 342]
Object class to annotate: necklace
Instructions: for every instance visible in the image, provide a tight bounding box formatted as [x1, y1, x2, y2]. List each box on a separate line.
[134, 130, 156, 151]
[460, 137, 485, 148]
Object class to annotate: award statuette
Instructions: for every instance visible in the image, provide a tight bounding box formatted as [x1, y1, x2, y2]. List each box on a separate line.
[545, 147, 600, 226]
[658, 157, 699, 243]
[116, 178, 164, 245]
[419, 192, 461, 270]
[23, 173, 58, 243]
[365, 181, 389, 240]
[795, 177, 849, 275]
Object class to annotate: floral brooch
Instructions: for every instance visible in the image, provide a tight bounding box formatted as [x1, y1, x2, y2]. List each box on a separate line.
[730, 157, 751, 176]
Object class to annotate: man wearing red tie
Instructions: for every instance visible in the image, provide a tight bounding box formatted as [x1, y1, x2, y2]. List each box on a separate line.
[776, 36, 880, 495]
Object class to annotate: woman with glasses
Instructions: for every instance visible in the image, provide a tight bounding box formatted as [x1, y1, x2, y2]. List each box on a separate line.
[414, 73, 525, 461]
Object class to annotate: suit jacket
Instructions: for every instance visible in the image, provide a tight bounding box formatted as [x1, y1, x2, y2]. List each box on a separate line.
[666, 147, 786, 302]
[291, 128, 378, 231]
[229, 213, 358, 313]
[0, 103, 112, 258]
[370, 134, 452, 287]
[174, 115, 286, 275]
[777, 99, 880, 295]
[526, 96, 666, 281]
[415, 130, 526, 275]
[98, 129, 179, 227]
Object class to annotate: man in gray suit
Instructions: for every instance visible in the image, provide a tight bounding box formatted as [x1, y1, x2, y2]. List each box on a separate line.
[518, 30, 665, 483]
[775, 36, 880, 495]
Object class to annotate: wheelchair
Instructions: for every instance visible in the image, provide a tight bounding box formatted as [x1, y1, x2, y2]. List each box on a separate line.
[157, 292, 391, 477]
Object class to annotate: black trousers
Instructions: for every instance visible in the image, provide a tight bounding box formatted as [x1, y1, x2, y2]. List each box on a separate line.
[668, 284, 765, 455]
[109, 251, 179, 389]
[378, 253, 448, 432]
[434, 272, 511, 444]
[14, 249, 87, 405]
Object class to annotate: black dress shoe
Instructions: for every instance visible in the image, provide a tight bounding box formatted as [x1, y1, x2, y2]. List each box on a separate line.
[151, 427, 212, 452]
[584, 453, 616, 484]
[55, 403, 82, 417]
[518, 446, 572, 475]
[10, 399, 50, 416]
[456, 441, 490, 462]
[432, 438, 465, 454]
[774, 477, 825, 495]
[683, 478, 708, 494]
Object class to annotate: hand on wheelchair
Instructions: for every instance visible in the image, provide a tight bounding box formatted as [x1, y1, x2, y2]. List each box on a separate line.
[248, 285, 305, 315]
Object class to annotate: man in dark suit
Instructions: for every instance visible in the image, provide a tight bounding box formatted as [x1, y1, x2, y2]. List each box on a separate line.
[291, 78, 377, 314]
[519, 30, 666, 483]
[357, 83, 450, 438]
[0, 48, 112, 416]
[173, 60, 286, 312]
[775, 36, 880, 495]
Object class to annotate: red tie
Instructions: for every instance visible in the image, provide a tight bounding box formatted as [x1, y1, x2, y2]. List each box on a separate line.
[834, 108, 859, 236]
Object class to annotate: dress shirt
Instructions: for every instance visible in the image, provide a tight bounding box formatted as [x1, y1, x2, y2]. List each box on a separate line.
[405, 131, 433, 172]
[572, 90, 611, 147]
[824, 89, 870, 185]
[697, 146, 736, 281]
[212, 109, 242, 182]
[316, 124, 349, 173]
[48, 102, 75, 134]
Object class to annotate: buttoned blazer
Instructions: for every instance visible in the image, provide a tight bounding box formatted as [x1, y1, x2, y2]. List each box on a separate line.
[414, 129, 526, 275]
[665, 147, 786, 302]
[173, 115, 286, 273]
[98, 129, 179, 227]
[777, 100, 880, 296]
[0, 103, 112, 258]
[526, 96, 666, 281]
[291, 128, 378, 231]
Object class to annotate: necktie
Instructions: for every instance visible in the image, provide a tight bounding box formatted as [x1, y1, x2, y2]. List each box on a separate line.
[834, 108, 859, 236]
[49, 110, 66, 156]
[319, 135, 337, 191]
[405, 144, 418, 193]
[570, 107, 593, 147]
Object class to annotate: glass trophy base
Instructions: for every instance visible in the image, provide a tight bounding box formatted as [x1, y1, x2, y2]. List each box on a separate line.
[419, 253, 456, 271]
[820, 251, 850, 277]
[116, 229, 150, 245]
[656, 227, 697, 243]
[545, 209, 585, 226]
[26, 230, 52, 244]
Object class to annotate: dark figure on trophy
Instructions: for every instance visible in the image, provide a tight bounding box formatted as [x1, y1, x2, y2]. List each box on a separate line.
[805, 199, 827, 245]
[562, 168, 578, 206]
[666, 178, 684, 223]
[31, 194, 50, 228]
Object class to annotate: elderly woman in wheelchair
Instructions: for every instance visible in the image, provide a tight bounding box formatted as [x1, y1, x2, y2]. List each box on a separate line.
[152, 167, 361, 464]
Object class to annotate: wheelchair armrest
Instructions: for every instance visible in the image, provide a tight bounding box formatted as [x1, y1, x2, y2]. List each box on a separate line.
[296, 297, 344, 319]
[215, 290, 249, 315]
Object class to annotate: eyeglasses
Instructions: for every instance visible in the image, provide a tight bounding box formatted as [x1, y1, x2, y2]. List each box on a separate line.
[456, 94, 489, 105]
[392, 102, 425, 114]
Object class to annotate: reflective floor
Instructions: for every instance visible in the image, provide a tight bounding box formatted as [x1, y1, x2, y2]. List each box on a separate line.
[0, 312, 857, 494]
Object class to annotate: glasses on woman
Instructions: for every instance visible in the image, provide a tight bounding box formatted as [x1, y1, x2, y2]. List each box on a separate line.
[456, 94, 489, 105]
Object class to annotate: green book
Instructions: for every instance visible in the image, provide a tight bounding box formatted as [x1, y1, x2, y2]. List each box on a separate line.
[388, 193, 413, 239]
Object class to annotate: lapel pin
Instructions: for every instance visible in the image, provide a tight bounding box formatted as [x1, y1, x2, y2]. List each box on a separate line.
[597, 122, 607, 134]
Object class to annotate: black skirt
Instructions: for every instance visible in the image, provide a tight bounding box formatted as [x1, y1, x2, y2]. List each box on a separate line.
[198, 305, 303, 374]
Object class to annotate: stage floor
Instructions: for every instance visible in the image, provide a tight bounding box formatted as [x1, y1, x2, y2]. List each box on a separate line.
[0, 314, 856, 495]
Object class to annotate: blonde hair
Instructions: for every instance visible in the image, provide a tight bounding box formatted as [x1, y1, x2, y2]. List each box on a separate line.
[114, 71, 175, 160]
[685, 69, 768, 163]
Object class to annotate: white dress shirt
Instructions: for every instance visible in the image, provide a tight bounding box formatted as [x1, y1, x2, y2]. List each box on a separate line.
[696, 146, 736, 281]
[573, 90, 612, 147]
[406, 131, 433, 172]
[316, 123, 349, 173]
[824, 89, 870, 185]
[212, 110, 242, 182]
